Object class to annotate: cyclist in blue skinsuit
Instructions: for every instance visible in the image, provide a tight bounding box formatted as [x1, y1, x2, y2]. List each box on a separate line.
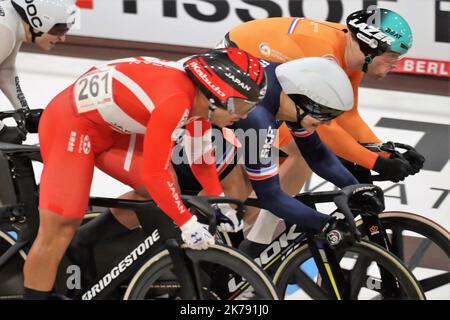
[175, 57, 359, 236]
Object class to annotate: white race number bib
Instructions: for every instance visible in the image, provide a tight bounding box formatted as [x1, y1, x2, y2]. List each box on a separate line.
[74, 67, 114, 113]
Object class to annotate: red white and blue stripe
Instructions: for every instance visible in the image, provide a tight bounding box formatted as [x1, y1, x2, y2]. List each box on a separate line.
[246, 163, 279, 181]
[288, 18, 302, 34]
[290, 128, 313, 138]
[216, 145, 238, 175]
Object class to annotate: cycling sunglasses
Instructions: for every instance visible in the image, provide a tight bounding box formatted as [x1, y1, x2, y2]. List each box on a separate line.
[226, 97, 259, 116]
[290, 94, 344, 122]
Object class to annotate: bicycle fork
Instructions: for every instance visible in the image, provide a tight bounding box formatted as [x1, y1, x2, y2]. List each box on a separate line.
[165, 239, 203, 299]
[361, 214, 403, 298]
[307, 236, 348, 300]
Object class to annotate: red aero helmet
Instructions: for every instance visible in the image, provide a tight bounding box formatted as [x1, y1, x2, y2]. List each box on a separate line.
[183, 48, 267, 115]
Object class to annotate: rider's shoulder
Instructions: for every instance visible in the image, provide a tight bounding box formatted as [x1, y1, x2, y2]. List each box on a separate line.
[0, 2, 21, 30]
[0, 3, 22, 52]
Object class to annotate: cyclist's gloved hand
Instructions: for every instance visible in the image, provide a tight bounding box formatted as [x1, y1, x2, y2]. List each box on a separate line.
[24, 108, 43, 133]
[403, 149, 425, 173]
[373, 155, 415, 183]
[317, 218, 354, 249]
[0, 125, 26, 144]
[213, 203, 243, 233]
[180, 215, 214, 250]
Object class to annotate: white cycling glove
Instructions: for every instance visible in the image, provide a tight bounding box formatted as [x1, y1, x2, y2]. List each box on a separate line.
[214, 203, 244, 233]
[180, 215, 214, 250]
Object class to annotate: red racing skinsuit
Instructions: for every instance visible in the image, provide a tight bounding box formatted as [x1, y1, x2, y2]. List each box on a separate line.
[38, 57, 223, 226]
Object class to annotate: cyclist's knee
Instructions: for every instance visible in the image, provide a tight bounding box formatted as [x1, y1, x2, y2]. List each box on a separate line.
[221, 166, 252, 200]
[37, 208, 82, 243]
[132, 186, 151, 199]
[115, 188, 150, 202]
[112, 190, 144, 229]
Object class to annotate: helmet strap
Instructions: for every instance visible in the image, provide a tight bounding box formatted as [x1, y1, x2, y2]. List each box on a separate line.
[207, 104, 217, 121]
[296, 105, 309, 126]
[29, 26, 44, 44]
[362, 55, 374, 73]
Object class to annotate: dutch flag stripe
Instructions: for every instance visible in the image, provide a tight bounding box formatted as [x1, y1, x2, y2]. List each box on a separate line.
[288, 18, 301, 34]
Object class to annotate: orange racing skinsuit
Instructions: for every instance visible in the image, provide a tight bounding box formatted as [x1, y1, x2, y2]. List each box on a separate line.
[226, 17, 383, 170]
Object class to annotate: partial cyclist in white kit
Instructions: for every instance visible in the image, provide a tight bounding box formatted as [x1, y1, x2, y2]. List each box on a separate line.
[0, 0, 77, 143]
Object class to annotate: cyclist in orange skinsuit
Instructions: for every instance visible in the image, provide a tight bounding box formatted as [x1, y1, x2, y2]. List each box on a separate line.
[224, 10, 426, 179]
[228, 16, 387, 170]
[219, 10, 425, 241]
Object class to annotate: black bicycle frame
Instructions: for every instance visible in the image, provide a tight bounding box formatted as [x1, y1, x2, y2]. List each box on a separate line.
[79, 194, 242, 300]
[0, 143, 41, 270]
[240, 185, 403, 300]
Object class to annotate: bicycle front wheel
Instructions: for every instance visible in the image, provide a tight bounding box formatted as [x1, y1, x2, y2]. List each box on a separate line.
[123, 244, 279, 300]
[274, 239, 425, 300]
[357, 211, 450, 299]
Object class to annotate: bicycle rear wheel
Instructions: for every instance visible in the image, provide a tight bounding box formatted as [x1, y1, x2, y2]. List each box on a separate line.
[357, 211, 450, 299]
[274, 239, 425, 300]
[124, 244, 279, 300]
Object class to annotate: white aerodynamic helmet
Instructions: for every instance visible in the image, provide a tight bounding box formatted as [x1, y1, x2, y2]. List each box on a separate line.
[11, 0, 77, 35]
[275, 57, 354, 121]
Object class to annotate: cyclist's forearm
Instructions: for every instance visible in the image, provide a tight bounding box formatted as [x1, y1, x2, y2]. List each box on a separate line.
[335, 109, 382, 144]
[251, 176, 331, 232]
[0, 67, 29, 110]
[294, 132, 358, 188]
[316, 122, 379, 170]
[142, 169, 192, 227]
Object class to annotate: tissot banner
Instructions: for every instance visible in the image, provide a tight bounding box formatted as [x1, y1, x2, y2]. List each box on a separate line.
[72, 0, 450, 77]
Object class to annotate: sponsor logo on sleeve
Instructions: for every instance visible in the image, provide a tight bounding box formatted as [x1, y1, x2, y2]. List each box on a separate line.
[259, 43, 271, 57]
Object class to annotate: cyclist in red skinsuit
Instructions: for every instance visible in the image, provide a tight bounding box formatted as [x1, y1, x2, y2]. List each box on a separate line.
[39, 57, 217, 223]
[22, 49, 267, 300]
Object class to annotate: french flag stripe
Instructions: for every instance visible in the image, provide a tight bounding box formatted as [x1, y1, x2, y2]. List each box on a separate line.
[246, 164, 278, 180]
[216, 146, 237, 174]
[292, 130, 313, 138]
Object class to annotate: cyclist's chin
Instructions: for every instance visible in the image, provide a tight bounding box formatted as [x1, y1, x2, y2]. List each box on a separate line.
[303, 125, 318, 133]
[223, 118, 241, 127]
[369, 73, 386, 80]
[226, 120, 238, 127]
[36, 42, 54, 51]
[211, 119, 231, 128]
[367, 68, 390, 80]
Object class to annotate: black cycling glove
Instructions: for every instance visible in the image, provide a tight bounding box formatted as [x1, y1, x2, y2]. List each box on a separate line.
[373, 155, 415, 183]
[24, 109, 44, 133]
[403, 149, 425, 173]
